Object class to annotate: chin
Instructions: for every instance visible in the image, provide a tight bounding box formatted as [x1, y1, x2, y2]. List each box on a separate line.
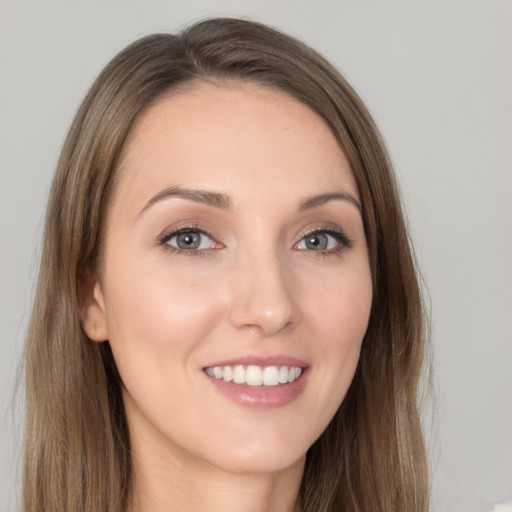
[202, 433, 309, 476]
[214, 451, 306, 476]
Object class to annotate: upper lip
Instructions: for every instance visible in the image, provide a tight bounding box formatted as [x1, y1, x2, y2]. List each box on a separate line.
[203, 355, 309, 369]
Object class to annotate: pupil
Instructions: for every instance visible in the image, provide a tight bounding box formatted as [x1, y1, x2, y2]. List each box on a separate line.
[307, 234, 328, 250]
[177, 232, 200, 249]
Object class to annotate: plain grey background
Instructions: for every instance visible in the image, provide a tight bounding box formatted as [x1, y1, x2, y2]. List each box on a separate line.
[1, 1, 511, 511]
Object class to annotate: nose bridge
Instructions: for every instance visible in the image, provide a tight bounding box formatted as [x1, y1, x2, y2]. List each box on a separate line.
[228, 241, 298, 335]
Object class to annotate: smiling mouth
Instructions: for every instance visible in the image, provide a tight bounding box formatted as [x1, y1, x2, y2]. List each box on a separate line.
[205, 365, 303, 387]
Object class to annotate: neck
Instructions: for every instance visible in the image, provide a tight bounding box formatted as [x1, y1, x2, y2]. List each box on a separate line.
[127, 423, 304, 512]
[130, 463, 304, 512]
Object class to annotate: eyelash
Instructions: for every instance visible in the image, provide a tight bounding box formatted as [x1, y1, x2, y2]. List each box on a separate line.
[157, 224, 218, 257]
[157, 225, 352, 257]
[297, 227, 353, 257]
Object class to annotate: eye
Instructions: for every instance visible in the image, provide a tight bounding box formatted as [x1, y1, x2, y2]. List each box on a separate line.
[160, 228, 219, 252]
[295, 229, 351, 253]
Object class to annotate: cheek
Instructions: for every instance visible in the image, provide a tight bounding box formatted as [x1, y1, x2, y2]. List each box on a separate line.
[101, 253, 226, 369]
[300, 261, 372, 408]
[304, 258, 372, 344]
[101, 255, 230, 441]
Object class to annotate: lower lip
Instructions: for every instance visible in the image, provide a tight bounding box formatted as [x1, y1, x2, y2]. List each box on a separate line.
[205, 370, 308, 409]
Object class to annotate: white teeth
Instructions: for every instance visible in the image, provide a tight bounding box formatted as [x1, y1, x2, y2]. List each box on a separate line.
[263, 366, 279, 386]
[246, 365, 263, 386]
[222, 366, 233, 382]
[206, 365, 303, 387]
[233, 365, 245, 384]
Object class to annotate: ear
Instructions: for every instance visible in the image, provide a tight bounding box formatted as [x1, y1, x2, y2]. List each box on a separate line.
[81, 274, 109, 342]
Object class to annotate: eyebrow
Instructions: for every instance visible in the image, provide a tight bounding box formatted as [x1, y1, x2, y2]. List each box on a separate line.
[298, 191, 362, 213]
[139, 186, 361, 216]
[139, 186, 232, 215]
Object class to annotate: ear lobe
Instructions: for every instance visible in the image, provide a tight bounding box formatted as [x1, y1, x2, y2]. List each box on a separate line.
[81, 278, 109, 342]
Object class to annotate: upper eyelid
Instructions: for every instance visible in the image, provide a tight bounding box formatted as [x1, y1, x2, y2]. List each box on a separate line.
[157, 223, 218, 244]
[297, 225, 351, 242]
[158, 228, 220, 256]
[156, 223, 352, 248]
[293, 227, 353, 252]
[299, 226, 343, 237]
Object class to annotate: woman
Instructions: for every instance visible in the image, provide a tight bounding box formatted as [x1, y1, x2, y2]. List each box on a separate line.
[22, 17, 429, 512]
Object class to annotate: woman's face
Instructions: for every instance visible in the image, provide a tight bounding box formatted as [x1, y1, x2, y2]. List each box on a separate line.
[84, 83, 372, 475]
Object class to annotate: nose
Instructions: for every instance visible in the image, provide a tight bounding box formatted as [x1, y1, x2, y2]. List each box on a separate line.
[228, 248, 300, 336]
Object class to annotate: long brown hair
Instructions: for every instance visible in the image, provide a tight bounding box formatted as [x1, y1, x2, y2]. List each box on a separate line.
[23, 17, 429, 512]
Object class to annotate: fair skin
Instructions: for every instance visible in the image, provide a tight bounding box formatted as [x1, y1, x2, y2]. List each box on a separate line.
[83, 82, 372, 512]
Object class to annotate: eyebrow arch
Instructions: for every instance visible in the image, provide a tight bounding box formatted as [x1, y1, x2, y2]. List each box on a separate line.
[298, 191, 362, 213]
[139, 186, 232, 215]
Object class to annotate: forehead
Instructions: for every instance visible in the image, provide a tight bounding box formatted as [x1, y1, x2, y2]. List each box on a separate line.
[113, 82, 358, 213]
